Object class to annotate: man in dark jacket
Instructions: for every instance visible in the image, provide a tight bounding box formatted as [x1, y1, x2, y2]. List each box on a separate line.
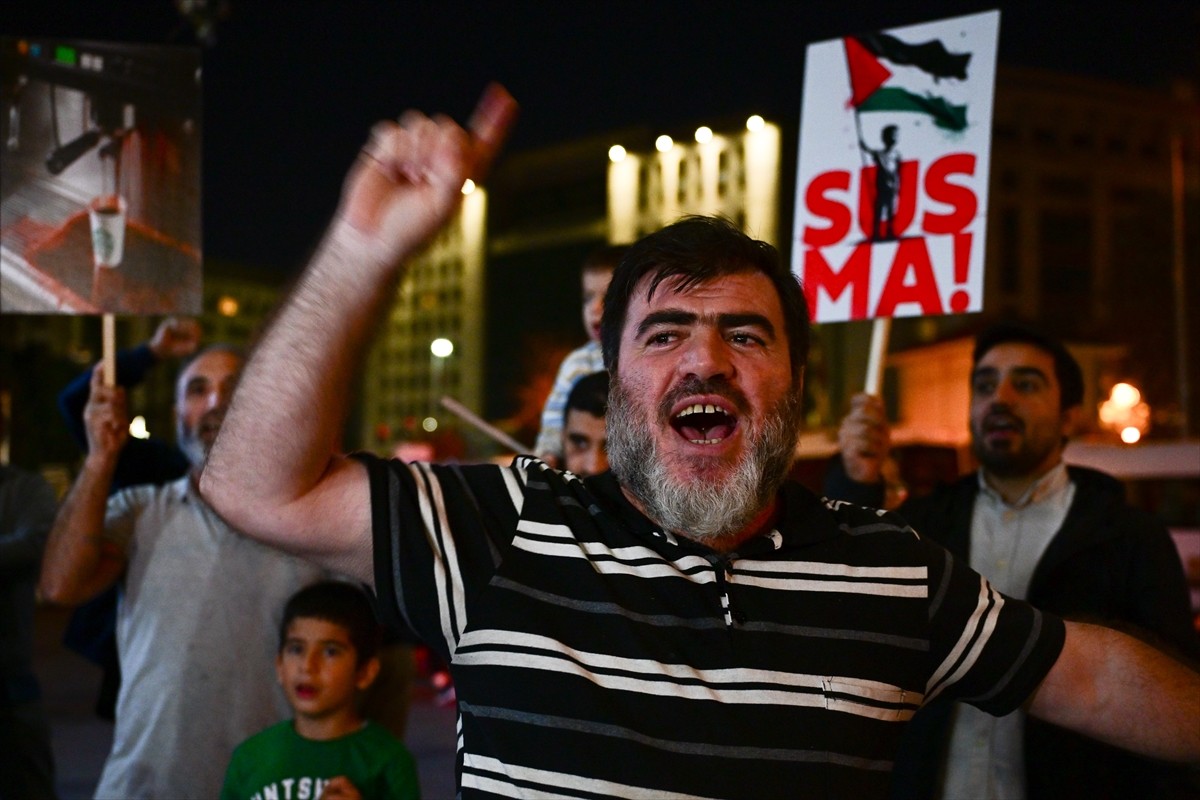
[827, 322, 1199, 800]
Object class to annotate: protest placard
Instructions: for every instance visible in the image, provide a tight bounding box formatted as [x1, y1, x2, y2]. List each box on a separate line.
[793, 11, 1000, 325]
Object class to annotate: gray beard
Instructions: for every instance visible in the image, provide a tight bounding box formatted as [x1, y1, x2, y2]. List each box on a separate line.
[607, 378, 803, 543]
[176, 422, 209, 471]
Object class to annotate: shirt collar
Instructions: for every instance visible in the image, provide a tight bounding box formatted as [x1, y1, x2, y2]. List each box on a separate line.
[165, 473, 203, 504]
[977, 460, 1071, 509]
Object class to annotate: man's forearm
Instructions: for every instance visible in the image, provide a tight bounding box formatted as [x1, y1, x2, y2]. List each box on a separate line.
[38, 453, 123, 606]
[201, 224, 403, 563]
[1028, 621, 1200, 762]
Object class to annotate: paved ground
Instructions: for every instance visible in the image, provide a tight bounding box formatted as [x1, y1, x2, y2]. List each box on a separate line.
[33, 606, 459, 799]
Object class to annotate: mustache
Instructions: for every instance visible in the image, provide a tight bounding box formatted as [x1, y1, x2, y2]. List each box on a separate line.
[189, 408, 226, 437]
[982, 405, 1023, 431]
[657, 376, 749, 422]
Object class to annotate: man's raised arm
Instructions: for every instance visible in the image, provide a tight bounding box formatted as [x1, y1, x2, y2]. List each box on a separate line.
[200, 85, 517, 584]
[40, 367, 131, 606]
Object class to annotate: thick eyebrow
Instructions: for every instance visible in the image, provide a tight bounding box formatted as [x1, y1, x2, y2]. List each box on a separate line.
[284, 636, 349, 649]
[719, 312, 776, 339]
[971, 366, 996, 382]
[636, 310, 696, 338]
[634, 309, 777, 340]
[971, 365, 1050, 384]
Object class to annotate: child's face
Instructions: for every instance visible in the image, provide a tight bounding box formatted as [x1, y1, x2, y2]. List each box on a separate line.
[275, 618, 377, 723]
[581, 267, 613, 343]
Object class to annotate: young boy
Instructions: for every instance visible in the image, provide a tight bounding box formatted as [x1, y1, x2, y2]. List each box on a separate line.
[534, 244, 627, 467]
[221, 581, 420, 800]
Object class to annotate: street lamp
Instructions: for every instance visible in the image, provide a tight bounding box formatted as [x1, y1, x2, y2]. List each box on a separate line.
[429, 337, 454, 426]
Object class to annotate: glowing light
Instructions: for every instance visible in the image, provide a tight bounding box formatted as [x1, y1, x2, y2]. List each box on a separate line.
[422, 417, 438, 432]
[608, 144, 627, 163]
[461, 179, 476, 195]
[655, 135, 673, 153]
[746, 115, 766, 132]
[1098, 404, 1120, 425]
[430, 338, 454, 358]
[1110, 382, 1140, 408]
[694, 126, 713, 144]
[217, 296, 239, 317]
[129, 416, 150, 440]
[1098, 381, 1151, 441]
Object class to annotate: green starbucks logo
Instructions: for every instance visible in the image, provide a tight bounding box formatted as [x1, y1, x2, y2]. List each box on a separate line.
[93, 225, 114, 261]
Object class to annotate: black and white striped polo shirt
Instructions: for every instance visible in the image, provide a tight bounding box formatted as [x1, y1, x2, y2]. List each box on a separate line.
[364, 455, 1064, 800]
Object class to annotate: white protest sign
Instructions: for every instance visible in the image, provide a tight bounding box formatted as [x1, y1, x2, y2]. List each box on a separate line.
[792, 10, 1000, 323]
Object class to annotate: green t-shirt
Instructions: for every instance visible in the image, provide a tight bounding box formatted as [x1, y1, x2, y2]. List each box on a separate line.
[220, 720, 419, 800]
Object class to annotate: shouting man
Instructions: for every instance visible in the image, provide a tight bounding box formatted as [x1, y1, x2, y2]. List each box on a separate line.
[201, 85, 1199, 799]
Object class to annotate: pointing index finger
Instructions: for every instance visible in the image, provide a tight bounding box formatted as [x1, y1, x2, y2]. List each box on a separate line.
[467, 83, 518, 180]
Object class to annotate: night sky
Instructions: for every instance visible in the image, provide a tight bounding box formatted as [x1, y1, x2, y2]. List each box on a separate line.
[3, 1, 1197, 272]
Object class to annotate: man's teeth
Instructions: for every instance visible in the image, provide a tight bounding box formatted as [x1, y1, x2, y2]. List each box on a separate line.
[677, 403, 728, 417]
[673, 402, 735, 444]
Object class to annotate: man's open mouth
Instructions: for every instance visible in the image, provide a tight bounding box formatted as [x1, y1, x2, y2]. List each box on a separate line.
[983, 413, 1022, 435]
[671, 403, 737, 445]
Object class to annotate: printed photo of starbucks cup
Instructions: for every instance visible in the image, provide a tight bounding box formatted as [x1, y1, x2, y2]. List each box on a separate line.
[88, 194, 127, 268]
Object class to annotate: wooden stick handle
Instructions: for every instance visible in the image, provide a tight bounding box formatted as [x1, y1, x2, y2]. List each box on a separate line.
[865, 316, 891, 395]
[102, 314, 116, 388]
[439, 395, 530, 454]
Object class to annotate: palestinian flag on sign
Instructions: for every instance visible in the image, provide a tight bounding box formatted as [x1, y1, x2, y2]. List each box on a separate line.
[844, 30, 971, 131]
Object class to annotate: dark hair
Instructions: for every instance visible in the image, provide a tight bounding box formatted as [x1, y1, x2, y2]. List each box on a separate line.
[972, 323, 1083, 410]
[565, 371, 609, 419]
[582, 244, 629, 275]
[600, 216, 809, 378]
[279, 581, 383, 665]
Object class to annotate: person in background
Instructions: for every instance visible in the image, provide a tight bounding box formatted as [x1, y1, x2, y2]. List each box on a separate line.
[58, 317, 198, 490]
[534, 244, 626, 467]
[0, 406, 59, 800]
[827, 321, 1200, 800]
[39, 347, 324, 799]
[561, 370, 609, 478]
[201, 86, 1200, 799]
[56, 317, 199, 720]
[221, 580, 419, 800]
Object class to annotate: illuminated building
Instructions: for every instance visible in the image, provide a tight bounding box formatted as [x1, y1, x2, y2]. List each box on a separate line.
[607, 116, 782, 246]
[360, 185, 488, 452]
